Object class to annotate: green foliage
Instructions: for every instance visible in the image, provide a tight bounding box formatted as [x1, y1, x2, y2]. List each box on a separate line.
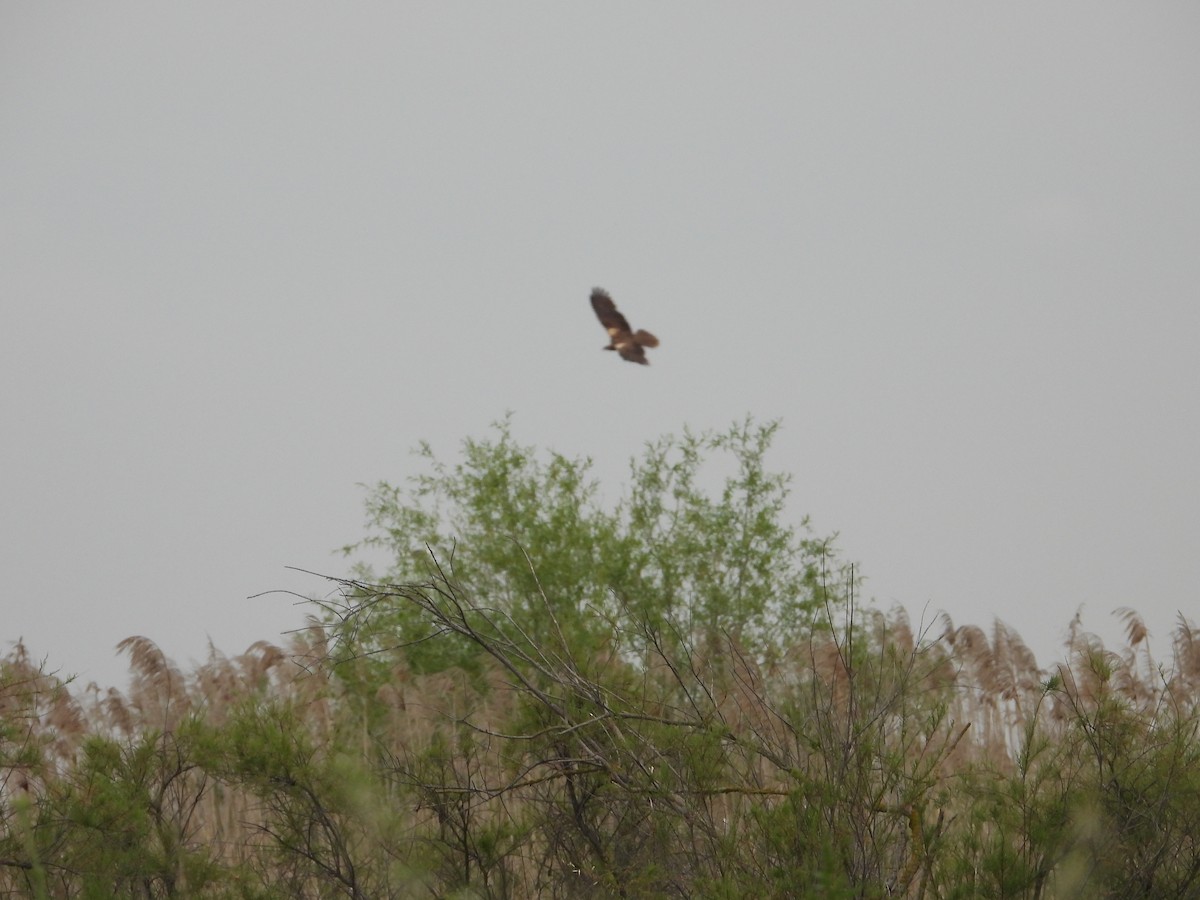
[26, 728, 225, 898]
[337, 415, 832, 676]
[191, 702, 363, 896]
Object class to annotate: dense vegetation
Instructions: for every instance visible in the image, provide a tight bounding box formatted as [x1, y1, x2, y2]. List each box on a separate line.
[3, 418, 1199, 898]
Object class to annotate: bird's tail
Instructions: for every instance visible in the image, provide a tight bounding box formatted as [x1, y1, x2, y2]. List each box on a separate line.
[634, 330, 659, 347]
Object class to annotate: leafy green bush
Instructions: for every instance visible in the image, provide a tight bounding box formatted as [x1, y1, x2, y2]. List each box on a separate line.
[334, 416, 837, 677]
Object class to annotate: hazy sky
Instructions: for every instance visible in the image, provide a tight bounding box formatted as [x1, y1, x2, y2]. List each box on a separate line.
[4, 5, 1198, 689]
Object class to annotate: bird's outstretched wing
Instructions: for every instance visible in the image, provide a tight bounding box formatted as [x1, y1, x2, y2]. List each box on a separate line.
[590, 288, 632, 340]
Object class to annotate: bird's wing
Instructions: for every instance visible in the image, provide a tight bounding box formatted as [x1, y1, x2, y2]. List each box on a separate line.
[590, 288, 633, 337]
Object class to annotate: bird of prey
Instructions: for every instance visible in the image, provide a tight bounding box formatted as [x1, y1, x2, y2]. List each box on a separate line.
[590, 288, 660, 365]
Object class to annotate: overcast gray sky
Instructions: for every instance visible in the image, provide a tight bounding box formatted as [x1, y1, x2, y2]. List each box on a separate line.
[4, 4, 1198, 689]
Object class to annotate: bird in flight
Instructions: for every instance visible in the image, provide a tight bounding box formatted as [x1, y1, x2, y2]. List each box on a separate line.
[590, 288, 660, 365]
